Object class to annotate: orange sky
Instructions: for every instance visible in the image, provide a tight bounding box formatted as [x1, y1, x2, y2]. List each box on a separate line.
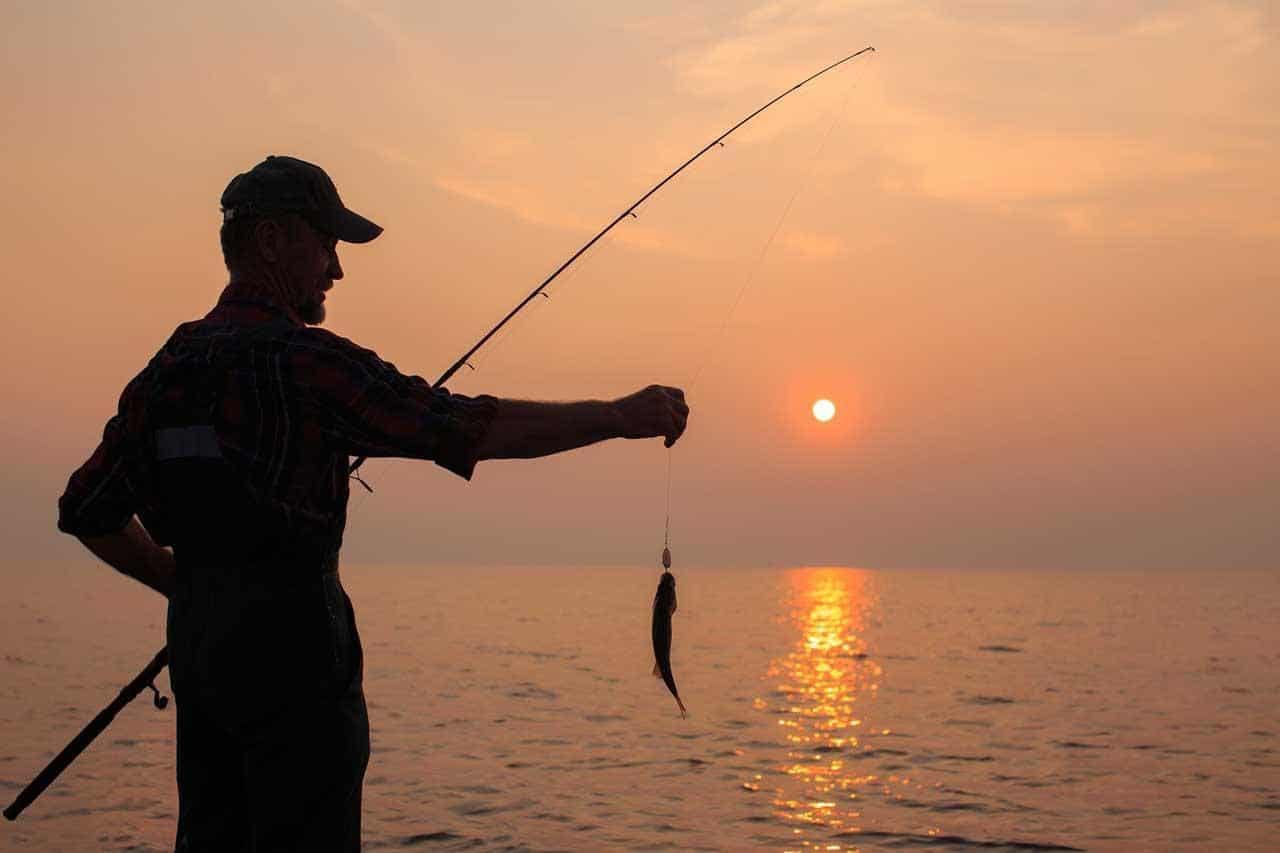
[2, 2, 1276, 570]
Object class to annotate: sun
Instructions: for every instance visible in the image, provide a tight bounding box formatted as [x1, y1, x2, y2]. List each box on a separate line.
[812, 398, 836, 422]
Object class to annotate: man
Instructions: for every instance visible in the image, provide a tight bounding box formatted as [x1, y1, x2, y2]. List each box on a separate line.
[57, 155, 689, 851]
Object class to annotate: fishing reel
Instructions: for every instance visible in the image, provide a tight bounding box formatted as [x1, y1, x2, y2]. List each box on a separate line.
[145, 681, 169, 710]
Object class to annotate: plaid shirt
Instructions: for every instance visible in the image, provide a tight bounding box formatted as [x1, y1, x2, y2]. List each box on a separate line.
[58, 281, 496, 563]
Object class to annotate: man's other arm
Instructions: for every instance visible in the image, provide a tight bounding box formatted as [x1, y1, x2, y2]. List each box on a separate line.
[475, 385, 689, 461]
[59, 375, 174, 598]
[77, 518, 176, 599]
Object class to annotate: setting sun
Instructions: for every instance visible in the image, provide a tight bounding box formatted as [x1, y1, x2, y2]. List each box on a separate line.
[812, 398, 836, 422]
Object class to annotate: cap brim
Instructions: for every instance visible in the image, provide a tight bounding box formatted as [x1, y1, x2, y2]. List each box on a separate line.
[334, 207, 383, 244]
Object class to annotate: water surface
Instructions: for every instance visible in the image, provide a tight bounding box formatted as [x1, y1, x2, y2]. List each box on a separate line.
[2, 564, 1277, 850]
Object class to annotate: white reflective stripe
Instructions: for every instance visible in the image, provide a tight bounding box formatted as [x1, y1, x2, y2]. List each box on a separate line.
[155, 425, 223, 460]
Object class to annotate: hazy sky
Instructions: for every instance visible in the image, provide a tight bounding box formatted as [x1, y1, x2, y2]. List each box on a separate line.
[2, 1, 1276, 570]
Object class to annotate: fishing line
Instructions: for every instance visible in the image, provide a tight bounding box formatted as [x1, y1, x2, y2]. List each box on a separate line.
[663, 449, 673, 553]
[662, 56, 873, 564]
[345, 46, 878, 576]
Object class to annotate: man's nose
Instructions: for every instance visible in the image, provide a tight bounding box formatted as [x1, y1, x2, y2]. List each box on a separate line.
[329, 252, 344, 280]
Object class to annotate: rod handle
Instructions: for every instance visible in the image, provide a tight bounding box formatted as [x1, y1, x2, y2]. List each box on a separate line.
[4, 647, 169, 821]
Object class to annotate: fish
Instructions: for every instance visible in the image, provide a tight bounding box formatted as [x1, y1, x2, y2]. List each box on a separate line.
[651, 570, 687, 718]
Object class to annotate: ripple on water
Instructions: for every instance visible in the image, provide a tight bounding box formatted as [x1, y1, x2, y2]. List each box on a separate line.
[914, 751, 995, 764]
[1053, 740, 1111, 750]
[396, 830, 473, 846]
[447, 797, 534, 817]
[943, 718, 995, 729]
[834, 829, 1083, 850]
[449, 784, 501, 794]
[738, 739, 781, 749]
[504, 683, 558, 700]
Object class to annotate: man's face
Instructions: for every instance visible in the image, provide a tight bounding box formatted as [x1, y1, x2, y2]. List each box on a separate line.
[279, 216, 343, 325]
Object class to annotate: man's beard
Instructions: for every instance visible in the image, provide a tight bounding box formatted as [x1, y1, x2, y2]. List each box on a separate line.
[300, 298, 326, 325]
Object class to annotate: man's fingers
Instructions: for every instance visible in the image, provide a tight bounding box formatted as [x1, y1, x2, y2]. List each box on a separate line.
[659, 386, 688, 415]
[664, 406, 688, 447]
[624, 384, 688, 445]
[664, 420, 686, 448]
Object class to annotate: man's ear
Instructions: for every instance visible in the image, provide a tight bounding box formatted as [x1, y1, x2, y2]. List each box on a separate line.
[253, 218, 284, 263]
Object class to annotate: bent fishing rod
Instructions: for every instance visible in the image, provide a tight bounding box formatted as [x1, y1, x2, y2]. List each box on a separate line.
[349, 43, 875, 476]
[4, 46, 874, 820]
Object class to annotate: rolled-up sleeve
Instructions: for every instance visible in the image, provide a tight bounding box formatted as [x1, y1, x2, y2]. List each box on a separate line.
[58, 410, 137, 537]
[299, 330, 497, 480]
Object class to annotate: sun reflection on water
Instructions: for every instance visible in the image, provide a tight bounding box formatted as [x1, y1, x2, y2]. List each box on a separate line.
[753, 567, 891, 845]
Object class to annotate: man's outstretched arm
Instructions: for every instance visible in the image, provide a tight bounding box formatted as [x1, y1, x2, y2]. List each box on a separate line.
[475, 385, 689, 461]
[76, 517, 176, 599]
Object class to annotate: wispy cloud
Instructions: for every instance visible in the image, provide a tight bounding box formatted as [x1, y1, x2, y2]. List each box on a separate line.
[432, 173, 720, 260]
[780, 229, 847, 259]
[433, 174, 591, 233]
[657, 0, 1275, 237]
[1134, 3, 1269, 54]
[889, 123, 1220, 204]
[667, 1, 873, 100]
[361, 1, 1275, 244]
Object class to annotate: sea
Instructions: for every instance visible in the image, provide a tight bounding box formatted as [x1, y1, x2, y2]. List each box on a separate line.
[2, 563, 1277, 851]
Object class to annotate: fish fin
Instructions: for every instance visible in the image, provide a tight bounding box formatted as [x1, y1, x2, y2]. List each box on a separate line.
[652, 662, 661, 677]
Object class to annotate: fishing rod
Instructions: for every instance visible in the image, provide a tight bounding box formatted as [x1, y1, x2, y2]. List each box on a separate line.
[350, 44, 875, 477]
[4, 648, 169, 821]
[5, 46, 876, 817]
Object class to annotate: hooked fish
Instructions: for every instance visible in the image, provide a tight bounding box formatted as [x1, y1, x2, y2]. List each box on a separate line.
[651, 568, 687, 718]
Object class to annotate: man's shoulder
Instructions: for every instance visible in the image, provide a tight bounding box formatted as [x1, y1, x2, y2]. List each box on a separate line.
[162, 317, 359, 353]
[157, 318, 391, 386]
[282, 325, 382, 364]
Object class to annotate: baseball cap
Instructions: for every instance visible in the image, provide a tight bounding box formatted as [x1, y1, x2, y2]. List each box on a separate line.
[220, 155, 383, 243]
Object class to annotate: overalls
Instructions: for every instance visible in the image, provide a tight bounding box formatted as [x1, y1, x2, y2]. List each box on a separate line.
[138, 325, 369, 852]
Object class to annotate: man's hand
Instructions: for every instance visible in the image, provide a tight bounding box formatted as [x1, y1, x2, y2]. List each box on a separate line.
[78, 517, 176, 599]
[614, 385, 689, 448]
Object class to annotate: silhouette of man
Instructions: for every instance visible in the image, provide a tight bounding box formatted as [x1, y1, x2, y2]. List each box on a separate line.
[57, 155, 689, 852]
